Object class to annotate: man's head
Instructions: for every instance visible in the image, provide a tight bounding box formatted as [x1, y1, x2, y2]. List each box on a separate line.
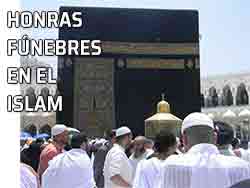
[133, 136, 147, 158]
[154, 130, 177, 156]
[115, 126, 132, 149]
[71, 132, 88, 150]
[181, 112, 215, 151]
[232, 137, 241, 149]
[144, 138, 154, 150]
[214, 121, 234, 147]
[51, 124, 69, 146]
[105, 129, 116, 144]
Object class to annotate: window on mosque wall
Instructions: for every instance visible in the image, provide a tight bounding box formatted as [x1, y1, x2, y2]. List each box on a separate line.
[25, 87, 36, 108]
[40, 87, 50, 108]
[222, 85, 234, 106]
[236, 83, 249, 105]
[54, 89, 60, 101]
[206, 86, 219, 107]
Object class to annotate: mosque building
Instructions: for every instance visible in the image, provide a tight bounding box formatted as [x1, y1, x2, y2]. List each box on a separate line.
[201, 72, 250, 139]
[20, 56, 57, 136]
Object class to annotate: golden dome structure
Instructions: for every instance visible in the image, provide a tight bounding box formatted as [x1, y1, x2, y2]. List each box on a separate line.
[157, 94, 170, 113]
[145, 94, 182, 138]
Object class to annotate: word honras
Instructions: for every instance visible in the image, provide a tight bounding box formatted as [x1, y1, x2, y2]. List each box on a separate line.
[7, 11, 83, 28]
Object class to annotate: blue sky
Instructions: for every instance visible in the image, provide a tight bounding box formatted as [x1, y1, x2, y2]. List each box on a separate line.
[21, 0, 250, 77]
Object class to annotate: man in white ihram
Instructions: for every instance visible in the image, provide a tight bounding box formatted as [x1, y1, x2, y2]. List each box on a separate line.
[133, 131, 177, 188]
[129, 136, 154, 176]
[161, 112, 250, 188]
[42, 132, 95, 188]
[103, 126, 133, 188]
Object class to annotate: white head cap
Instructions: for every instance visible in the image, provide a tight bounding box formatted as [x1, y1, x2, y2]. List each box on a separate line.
[51, 124, 68, 136]
[116, 126, 131, 137]
[181, 112, 214, 134]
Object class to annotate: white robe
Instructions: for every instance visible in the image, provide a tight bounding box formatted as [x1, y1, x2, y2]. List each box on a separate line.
[103, 144, 133, 188]
[133, 157, 164, 188]
[161, 144, 250, 188]
[42, 149, 95, 188]
[20, 164, 38, 188]
[129, 149, 154, 177]
[239, 148, 250, 162]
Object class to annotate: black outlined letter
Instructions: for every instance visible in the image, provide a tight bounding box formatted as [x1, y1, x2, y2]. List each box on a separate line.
[7, 39, 17, 56]
[7, 11, 19, 28]
[36, 67, 47, 84]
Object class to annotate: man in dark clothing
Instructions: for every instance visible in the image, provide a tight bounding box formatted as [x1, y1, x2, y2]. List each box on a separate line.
[93, 130, 116, 188]
[21, 139, 45, 172]
[214, 121, 235, 156]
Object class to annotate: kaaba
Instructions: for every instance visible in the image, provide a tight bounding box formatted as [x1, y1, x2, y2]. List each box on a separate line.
[57, 7, 201, 137]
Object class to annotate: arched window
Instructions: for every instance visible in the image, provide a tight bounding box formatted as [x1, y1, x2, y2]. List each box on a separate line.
[23, 124, 37, 137]
[39, 124, 51, 136]
[208, 86, 218, 107]
[40, 87, 50, 106]
[26, 87, 36, 108]
[236, 83, 249, 105]
[53, 89, 60, 101]
[222, 85, 234, 106]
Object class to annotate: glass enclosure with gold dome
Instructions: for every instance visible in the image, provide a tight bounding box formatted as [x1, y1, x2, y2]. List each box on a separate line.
[145, 94, 182, 138]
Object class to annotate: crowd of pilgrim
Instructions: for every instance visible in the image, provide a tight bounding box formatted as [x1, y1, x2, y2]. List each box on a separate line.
[20, 112, 250, 188]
